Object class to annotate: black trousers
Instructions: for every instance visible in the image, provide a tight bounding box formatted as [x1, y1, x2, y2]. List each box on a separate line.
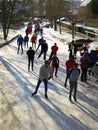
[17, 44, 23, 54]
[38, 51, 47, 60]
[81, 68, 88, 81]
[28, 58, 34, 71]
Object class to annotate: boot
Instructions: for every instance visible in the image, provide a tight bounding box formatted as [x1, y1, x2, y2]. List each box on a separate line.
[28, 66, 30, 72]
[64, 78, 67, 88]
[64, 83, 67, 88]
[74, 95, 77, 102]
[55, 73, 57, 77]
[21, 48, 23, 54]
[69, 95, 72, 103]
[45, 93, 48, 99]
[31, 91, 37, 96]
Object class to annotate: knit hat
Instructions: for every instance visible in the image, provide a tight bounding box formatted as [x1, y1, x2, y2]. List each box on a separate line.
[45, 60, 49, 64]
[74, 63, 78, 67]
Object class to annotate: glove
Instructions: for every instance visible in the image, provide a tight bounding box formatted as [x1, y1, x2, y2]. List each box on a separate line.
[48, 77, 52, 80]
[43, 79, 47, 82]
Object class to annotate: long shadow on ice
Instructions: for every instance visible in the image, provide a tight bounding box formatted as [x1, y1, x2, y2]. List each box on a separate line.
[0, 56, 36, 95]
[32, 97, 90, 130]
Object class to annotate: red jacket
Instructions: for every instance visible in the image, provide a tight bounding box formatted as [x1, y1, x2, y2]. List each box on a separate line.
[51, 45, 58, 53]
[65, 59, 75, 71]
[27, 27, 32, 34]
[31, 35, 37, 42]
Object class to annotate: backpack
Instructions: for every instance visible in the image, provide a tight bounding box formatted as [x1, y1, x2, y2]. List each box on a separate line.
[81, 56, 91, 68]
[82, 58, 88, 65]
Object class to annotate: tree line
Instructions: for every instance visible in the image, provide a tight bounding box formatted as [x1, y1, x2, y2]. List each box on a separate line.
[0, 0, 98, 40]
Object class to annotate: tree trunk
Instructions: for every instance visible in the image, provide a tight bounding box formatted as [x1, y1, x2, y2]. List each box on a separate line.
[54, 19, 57, 31]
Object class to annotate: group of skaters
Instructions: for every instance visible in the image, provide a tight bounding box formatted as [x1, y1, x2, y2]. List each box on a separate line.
[65, 42, 98, 102]
[17, 34, 37, 54]
[30, 41, 59, 99]
[17, 26, 61, 100]
[68, 40, 98, 81]
[16, 23, 98, 103]
[17, 21, 43, 54]
[27, 37, 59, 77]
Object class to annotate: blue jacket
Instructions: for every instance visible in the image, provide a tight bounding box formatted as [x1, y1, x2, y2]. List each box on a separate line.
[17, 36, 23, 44]
[39, 38, 45, 45]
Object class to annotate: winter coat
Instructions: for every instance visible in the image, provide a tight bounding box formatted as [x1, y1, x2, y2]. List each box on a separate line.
[17, 36, 23, 44]
[51, 45, 58, 53]
[24, 35, 29, 42]
[65, 59, 76, 71]
[27, 50, 35, 59]
[31, 35, 37, 42]
[39, 38, 45, 45]
[41, 42, 48, 52]
[36, 38, 45, 52]
[68, 68, 80, 82]
[89, 52, 98, 64]
[39, 65, 53, 81]
[80, 54, 91, 69]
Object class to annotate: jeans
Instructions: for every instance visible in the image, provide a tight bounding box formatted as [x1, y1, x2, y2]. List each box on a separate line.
[35, 79, 48, 94]
[69, 81, 77, 99]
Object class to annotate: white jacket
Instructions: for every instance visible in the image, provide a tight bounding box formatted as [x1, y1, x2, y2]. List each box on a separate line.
[39, 65, 53, 81]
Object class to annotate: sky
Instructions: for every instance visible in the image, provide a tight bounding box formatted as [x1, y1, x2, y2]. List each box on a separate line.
[0, 22, 98, 130]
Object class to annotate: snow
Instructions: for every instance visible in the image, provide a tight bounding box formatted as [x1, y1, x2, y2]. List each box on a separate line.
[0, 25, 98, 130]
[88, 42, 98, 52]
[81, 0, 92, 6]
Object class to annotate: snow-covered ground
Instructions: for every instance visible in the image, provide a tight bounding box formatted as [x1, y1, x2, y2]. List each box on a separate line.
[0, 26, 98, 130]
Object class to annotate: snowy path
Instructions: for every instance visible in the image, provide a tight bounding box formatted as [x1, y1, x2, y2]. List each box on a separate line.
[0, 27, 98, 130]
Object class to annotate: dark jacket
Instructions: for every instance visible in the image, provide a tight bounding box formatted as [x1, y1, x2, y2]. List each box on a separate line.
[24, 35, 29, 42]
[39, 38, 45, 45]
[41, 42, 48, 52]
[27, 49, 35, 59]
[36, 37, 45, 51]
[80, 54, 91, 69]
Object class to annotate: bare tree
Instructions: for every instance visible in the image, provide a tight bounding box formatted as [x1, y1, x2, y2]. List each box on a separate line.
[38, 0, 45, 18]
[91, 0, 98, 15]
[46, 0, 64, 31]
[78, 1, 98, 27]
[22, 0, 35, 18]
[0, 0, 17, 40]
[0, 0, 33, 40]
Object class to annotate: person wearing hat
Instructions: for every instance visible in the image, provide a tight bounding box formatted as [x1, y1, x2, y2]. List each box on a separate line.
[68, 63, 80, 103]
[31, 60, 53, 99]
